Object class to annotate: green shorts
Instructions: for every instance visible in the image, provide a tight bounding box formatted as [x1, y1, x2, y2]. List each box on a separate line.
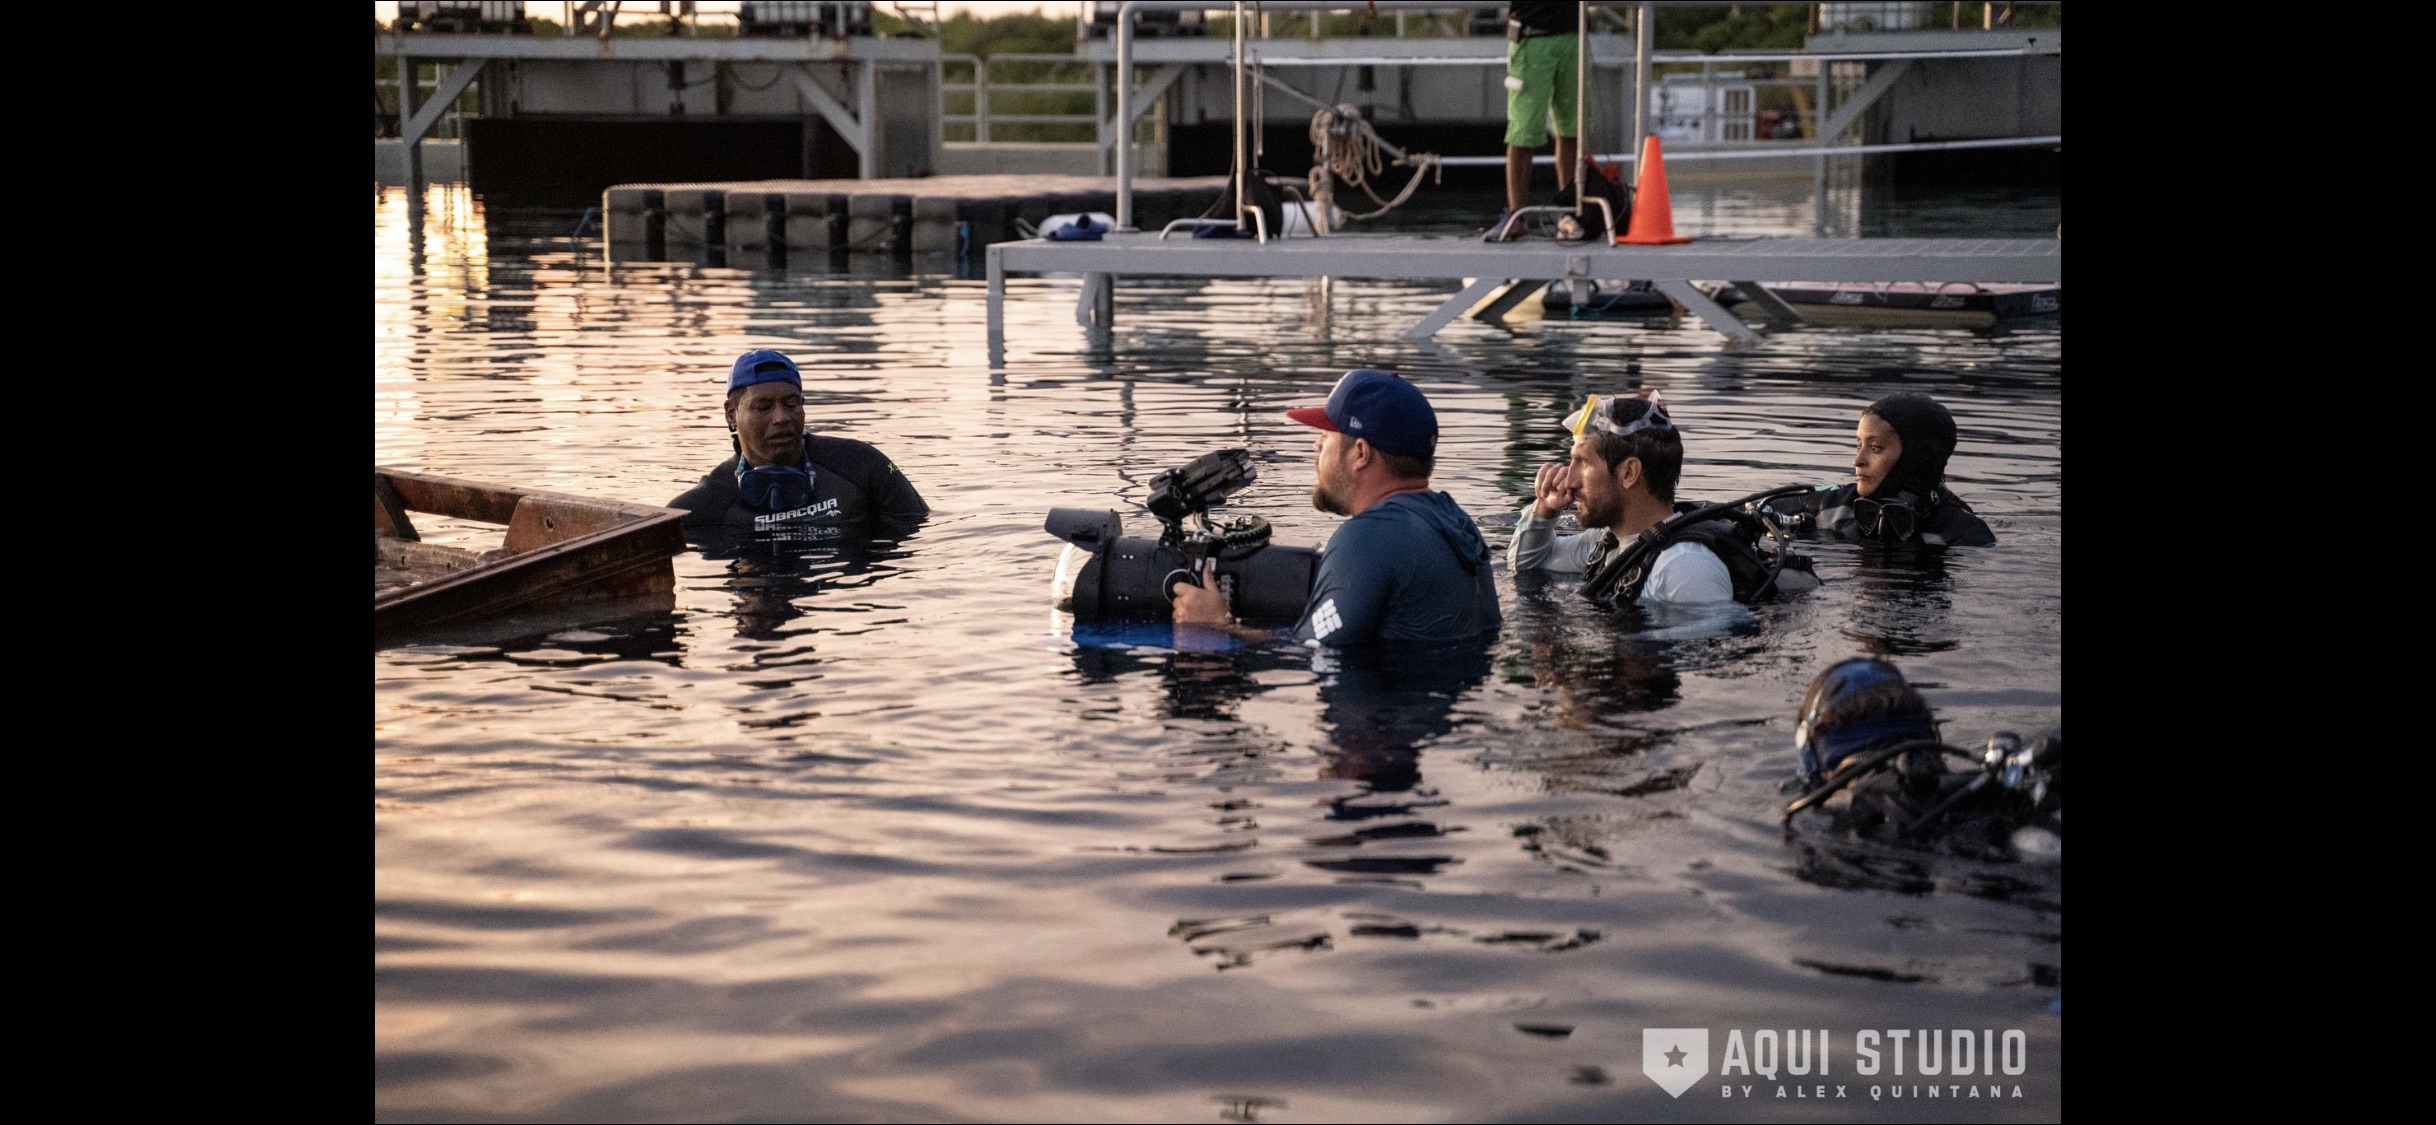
[1504, 32, 1581, 148]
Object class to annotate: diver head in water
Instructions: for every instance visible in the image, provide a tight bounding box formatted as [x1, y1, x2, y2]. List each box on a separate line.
[1763, 393, 1996, 548]
[1794, 656, 1940, 786]
[1785, 656, 2060, 861]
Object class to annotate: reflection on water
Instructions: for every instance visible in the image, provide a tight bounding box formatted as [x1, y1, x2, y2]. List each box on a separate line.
[375, 171, 2061, 1121]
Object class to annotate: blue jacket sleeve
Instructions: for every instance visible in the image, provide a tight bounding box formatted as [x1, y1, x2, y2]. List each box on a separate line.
[1294, 526, 1393, 646]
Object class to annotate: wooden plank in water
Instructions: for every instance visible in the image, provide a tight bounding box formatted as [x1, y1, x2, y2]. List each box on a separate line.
[502, 496, 629, 555]
[375, 537, 483, 593]
[381, 470, 524, 525]
[379, 467, 677, 526]
[374, 467, 688, 644]
[374, 473, 421, 540]
[374, 513, 683, 641]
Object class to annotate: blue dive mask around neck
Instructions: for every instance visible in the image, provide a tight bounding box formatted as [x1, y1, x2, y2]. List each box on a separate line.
[736, 447, 817, 513]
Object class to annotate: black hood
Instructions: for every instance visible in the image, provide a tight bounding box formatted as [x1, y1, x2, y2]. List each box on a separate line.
[1866, 392, 1957, 500]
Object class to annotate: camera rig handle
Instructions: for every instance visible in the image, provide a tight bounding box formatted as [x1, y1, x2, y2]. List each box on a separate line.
[1147, 448, 1258, 531]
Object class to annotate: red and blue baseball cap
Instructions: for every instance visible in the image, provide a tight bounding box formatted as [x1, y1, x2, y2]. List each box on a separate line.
[728, 348, 802, 393]
[1287, 368, 1439, 458]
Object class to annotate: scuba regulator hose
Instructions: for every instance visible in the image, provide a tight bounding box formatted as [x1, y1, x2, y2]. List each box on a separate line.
[1779, 738, 1982, 822]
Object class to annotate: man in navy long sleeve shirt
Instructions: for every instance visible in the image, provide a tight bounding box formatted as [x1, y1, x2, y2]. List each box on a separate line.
[1172, 369, 1501, 647]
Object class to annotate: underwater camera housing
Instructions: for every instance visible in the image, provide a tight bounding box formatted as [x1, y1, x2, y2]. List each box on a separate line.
[1047, 449, 1320, 622]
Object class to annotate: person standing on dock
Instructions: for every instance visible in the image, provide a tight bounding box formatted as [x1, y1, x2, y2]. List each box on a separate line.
[1487, 1, 1585, 242]
[1171, 369, 1502, 647]
[666, 349, 928, 538]
[1758, 392, 1997, 548]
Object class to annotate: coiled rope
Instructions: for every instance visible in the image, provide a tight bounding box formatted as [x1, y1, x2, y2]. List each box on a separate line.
[1307, 104, 1441, 233]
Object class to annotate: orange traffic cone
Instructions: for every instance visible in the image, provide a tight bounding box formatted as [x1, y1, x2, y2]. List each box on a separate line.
[1616, 134, 1693, 245]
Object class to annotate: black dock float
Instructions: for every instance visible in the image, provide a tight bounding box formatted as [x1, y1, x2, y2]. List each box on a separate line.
[602, 174, 1230, 265]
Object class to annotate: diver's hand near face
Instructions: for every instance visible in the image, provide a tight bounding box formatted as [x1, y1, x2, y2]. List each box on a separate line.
[1531, 462, 1579, 520]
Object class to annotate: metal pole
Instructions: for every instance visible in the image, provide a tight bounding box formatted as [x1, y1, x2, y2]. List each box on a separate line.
[857, 60, 878, 178]
[1817, 55, 1830, 140]
[976, 56, 990, 144]
[1813, 44, 1830, 235]
[1573, 1, 1585, 216]
[1701, 58, 1713, 143]
[1233, 0, 1247, 220]
[399, 53, 423, 192]
[1094, 59, 1109, 175]
[1633, 1, 1650, 186]
[1250, 2, 1265, 172]
[1116, 4, 1135, 228]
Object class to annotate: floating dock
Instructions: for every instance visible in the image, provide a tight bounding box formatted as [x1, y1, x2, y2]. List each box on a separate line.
[985, 231, 2062, 346]
[602, 173, 1230, 263]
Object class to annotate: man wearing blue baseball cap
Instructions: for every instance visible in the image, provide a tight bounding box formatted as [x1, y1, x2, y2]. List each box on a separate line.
[1172, 369, 1501, 646]
[666, 348, 928, 537]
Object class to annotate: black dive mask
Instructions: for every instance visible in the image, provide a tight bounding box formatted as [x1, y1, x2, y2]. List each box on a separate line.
[737, 456, 817, 513]
[1853, 490, 1931, 541]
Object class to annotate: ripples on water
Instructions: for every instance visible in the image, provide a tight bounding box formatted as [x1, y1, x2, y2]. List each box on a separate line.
[375, 173, 2061, 1121]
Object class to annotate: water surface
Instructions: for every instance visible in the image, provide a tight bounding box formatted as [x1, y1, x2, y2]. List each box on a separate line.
[375, 172, 2062, 1122]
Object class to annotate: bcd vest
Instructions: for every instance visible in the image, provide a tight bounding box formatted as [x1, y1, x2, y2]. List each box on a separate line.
[1581, 486, 1817, 608]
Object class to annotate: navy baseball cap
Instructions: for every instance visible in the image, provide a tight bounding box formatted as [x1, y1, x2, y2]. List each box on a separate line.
[728, 349, 802, 393]
[1287, 368, 1439, 458]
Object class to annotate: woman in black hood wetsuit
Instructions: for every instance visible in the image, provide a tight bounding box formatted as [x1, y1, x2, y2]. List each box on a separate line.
[1759, 392, 1997, 548]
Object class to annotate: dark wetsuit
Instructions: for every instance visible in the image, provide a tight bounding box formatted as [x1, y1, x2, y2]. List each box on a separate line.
[1807, 730, 2061, 861]
[667, 434, 927, 540]
[1761, 483, 1995, 548]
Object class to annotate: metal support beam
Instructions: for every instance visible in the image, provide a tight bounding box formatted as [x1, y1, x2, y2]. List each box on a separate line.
[1728, 280, 1806, 326]
[399, 54, 421, 188]
[400, 58, 487, 146]
[1404, 278, 1510, 342]
[790, 67, 867, 162]
[1470, 279, 1551, 326]
[986, 244, 1006, 352]
[1652, 279, 1762, 345]
[856, 60, 879, 178]
[1816, 59, 1913, 143]
[401, 58, 482, 147]
[1076, 272, 1115, 328]
[929, 60, 945, 174]
[1099, 64, 1186, 154]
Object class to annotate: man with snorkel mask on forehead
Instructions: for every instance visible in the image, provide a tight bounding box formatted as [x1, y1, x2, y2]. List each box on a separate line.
[666, 349, 928, 538]
[1511, 390, 1815, 609]
[1759, 392, 1996, 548]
